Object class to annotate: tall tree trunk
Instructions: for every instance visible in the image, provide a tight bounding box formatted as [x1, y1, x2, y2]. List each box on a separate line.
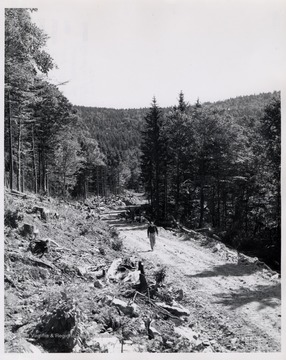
[175, 155, 180, 220]
[164, 167, 168, 221]
[17, 119, 22, 191]
[199, 179, 205, 228]
[63, 172, 66, 197]
[96, 166, 99, 196]
[155, 160, 160, 219]
[46, 171, 49, 196]
[222, 190, 227, 230]
[32, 124, 38, 193]
[102, 167, 106, 197]
[21, 158, 25, 192]
[211, 185, 216, 227]
[8, 90, 13, 190]
[38, 148, 42, 192]
[42, 152, 47, 193]
[217, 178, 221, 227]
[245, 188, 249, 234]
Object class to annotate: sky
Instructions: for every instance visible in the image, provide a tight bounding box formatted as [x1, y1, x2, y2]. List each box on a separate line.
[8, 0, 286, 108]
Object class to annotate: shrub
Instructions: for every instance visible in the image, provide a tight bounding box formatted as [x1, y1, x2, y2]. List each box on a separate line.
[110, 226, 119, 238]
[31, 289, 83, 352]
[111, 238, 123, 251]
[97, 308, 122, 332]
[4, 209, 23, 228]
[154, 266, 167, 285]
[99, 247, 106, 255]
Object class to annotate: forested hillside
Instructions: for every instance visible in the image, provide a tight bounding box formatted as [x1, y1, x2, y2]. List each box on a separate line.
[75, 106, 148, 193]
[4, 8, 280, 271]
[140, 92, 280, 271]
[4, 9, 105, 199]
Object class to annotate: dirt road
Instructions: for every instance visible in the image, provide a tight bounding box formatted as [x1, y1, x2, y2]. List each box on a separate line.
[103, 210, 281, 352]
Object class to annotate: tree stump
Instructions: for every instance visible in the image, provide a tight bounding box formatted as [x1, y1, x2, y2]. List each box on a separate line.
[22, 223, 35, 237]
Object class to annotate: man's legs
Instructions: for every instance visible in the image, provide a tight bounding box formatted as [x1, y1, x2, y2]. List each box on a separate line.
[150, 233, 156, 251]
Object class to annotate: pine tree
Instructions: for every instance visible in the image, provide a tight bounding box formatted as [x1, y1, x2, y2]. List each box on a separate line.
[5, 8, 54, 190]
[164, 92, 191, 221]
[141, 97, 165, 219]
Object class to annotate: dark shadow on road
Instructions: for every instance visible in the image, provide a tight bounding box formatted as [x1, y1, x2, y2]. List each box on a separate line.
[185, 262, 261, 278]
[213, 283, 281, 310]
[137, 250, 152, 253]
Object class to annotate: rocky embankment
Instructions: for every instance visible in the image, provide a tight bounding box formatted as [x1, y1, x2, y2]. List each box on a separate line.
[4, 190, 281, 353]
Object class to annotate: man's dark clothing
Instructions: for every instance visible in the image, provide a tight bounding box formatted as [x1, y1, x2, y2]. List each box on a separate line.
[147, 224, 158, 236]
[147, 223, 158, 251]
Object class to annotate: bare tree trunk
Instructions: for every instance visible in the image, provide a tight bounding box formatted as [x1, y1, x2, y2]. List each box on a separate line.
[96, 166, 99, 196]
[17, 119, 22, 191]
[32, 124, 38, 193]
[211, 185, 216, 227]
[8, 90, 13, 190]
[46, 171, 49, 196]
[217, 178, 221, 227]
[38, 148, 42, 193]
[21, 158, 25, 192]
[199, 179, 205, 228]
[63, 172, 66, 197]
[175, 155, 180, 220]
[223, 189, 227, 230]
[42, 154, 47, 193]
[164, 167, 168, 221]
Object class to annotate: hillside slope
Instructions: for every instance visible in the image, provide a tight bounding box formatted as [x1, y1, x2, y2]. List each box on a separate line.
[4, 191, 281, 353]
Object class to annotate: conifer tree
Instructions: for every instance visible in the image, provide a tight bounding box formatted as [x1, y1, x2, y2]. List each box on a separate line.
[141, 97, 165, 219]
[5, 8, 54, 190]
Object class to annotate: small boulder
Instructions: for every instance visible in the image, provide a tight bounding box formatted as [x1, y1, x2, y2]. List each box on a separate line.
[77, 266, 87, 276]
[175, 289, 184, 301]
[155, 301, 190, 317]
[86, 335, 121, 352]
[18, 339, 43, 353]
[123, 270, 141, 286]
[94, 269, 106, 279]
[174, 326, 198, 344]
[112, 298, 139, 317]
[149, 320, 161, 337]
[106, 258, 123, 281]
[94, 280, 104, 289]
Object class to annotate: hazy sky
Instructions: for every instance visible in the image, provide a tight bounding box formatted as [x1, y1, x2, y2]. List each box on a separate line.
[26, 0, 286, 108]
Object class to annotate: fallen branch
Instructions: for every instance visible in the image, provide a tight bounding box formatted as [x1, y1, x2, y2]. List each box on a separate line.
[134, 291, 182, 321]
[27, 255, 54, 269]
[6, 251, 54, 269]
[45, 238, 70, 252]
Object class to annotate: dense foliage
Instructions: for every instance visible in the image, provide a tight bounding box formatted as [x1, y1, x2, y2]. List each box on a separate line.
[4, 9, 104, 197]
[75, 106, 147, 194]
[140, 92, 281, 270]
[4, 9, 280, 270]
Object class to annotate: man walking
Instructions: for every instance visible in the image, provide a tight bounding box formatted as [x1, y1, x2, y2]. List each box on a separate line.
[147, 221, 158, 251]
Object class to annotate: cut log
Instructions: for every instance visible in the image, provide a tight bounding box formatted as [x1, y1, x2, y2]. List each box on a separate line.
[27, 255, 54, 269]
[155, 301, 190, 317]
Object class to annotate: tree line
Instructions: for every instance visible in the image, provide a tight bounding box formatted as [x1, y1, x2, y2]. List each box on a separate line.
[140, 92, 281, 270]
[75, 106, 148, 194]
[4, 9, 105, 198]
[5, 9, 280, 269]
